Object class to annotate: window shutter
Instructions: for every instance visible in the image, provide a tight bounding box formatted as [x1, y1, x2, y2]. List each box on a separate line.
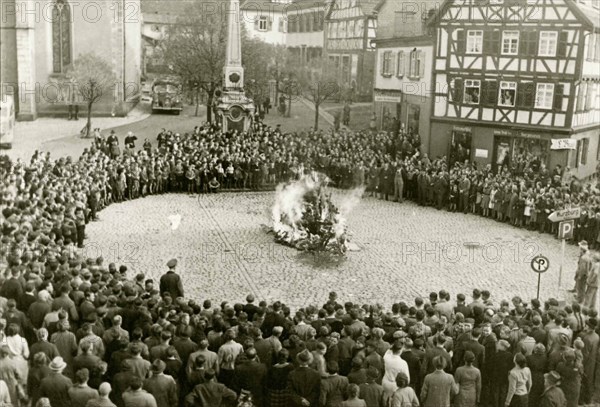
[453, 78, 464, 103]
[517, 82, 534, 108]
[418, 50, 425, 78]
[553, 84, 564, 110]
[279, 18, 284, 32]
[268, 17, 273, 31]
[483, 30, 492, 54]
[254, 18, 260, 31]
[582, 138, 589, 165]
[456, 29, 466, 54]
[483, 80, 498, 107]
[390, 53, 396, 76]
[380, 52, 385, 75]
[557, 31, 569, 57]
[521, 30, 537, 56]
[397, 51, 405, 77]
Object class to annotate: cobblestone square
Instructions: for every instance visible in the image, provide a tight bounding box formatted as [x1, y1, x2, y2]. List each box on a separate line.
[85, 192, 579, 309]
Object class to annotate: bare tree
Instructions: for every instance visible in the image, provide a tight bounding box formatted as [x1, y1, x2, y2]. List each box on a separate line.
[297, 58, 340, 130]
[67, 53, 115, 137]
[161, 1, 276, 123]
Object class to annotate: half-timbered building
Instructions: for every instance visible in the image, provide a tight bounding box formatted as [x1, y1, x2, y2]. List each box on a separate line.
[430, 0, 600, 177]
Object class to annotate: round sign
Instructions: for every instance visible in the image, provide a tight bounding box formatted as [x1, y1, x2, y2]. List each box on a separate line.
[531, 255, 550, 273]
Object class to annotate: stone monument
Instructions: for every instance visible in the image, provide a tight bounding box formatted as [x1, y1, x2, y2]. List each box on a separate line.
[215, 0, 255, 133]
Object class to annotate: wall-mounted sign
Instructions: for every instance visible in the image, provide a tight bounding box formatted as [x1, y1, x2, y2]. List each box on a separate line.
[475, 149, 488, 158]
[453, 126, 471, 132]
[550, 138, 577, 150]
[374, 95, 402, 103]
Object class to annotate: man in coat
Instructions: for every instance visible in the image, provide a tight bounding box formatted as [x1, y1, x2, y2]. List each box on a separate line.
[122, 376, 157, 407]
[233, 348, 267, 406]
[540, 371, 567, 407]
[143, 360, 178, 407]
[160, 259, 184, 300]
[185, 369, 237, 407]
[287, 350, 321, 407]
[39, 357, 73, 407]
[420, 356, 458, 407]
[579, 318, 599, 404]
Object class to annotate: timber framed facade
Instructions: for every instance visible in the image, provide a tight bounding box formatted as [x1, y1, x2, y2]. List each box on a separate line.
[430, 0, 600, 177]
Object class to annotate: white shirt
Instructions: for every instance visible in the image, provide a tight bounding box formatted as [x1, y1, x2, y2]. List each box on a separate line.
[382, 350, 410, 396]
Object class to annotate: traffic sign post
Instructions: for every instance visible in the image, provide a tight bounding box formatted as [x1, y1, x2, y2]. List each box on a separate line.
[557, 220, 575, 292]
[549, 210, 580, 296]
[531, 255, 550, 300]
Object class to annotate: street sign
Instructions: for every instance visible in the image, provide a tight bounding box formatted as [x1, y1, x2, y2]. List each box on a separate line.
[551, 139, 577, 150]
[531, 255, 550, 273]
[548, 207, 581, 222]
[558, 220, 575, 240]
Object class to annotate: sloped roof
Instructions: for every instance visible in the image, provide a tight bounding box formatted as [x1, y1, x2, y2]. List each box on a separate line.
[567, 0, 600, 30]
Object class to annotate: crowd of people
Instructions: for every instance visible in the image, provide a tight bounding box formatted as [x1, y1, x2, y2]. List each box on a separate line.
[0, 120, 599, 407]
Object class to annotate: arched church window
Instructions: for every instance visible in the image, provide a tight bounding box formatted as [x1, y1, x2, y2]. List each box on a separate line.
[52, 0, 72, 73]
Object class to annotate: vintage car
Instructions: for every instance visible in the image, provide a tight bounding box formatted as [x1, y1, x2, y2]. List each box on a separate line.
[152, 77, 183, 114]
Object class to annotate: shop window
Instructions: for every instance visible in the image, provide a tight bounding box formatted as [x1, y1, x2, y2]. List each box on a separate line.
[464, 80, 481, 104]
[499, 81, 517, 107]
[512, 138, 550, 172]
[450, 131, 472, 165]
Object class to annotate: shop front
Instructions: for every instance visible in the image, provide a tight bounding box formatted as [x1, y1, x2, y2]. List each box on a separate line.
[373, 89, 402, 131]
[431, 120, 569, 171]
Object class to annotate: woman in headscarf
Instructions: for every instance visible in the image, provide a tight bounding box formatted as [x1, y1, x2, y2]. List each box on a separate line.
[526, 343, 548, 407]
[454, 351, 481, 407]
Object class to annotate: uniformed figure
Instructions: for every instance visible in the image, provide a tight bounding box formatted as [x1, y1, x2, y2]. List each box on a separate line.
[160, 259, 184, 300]
[570, 240, 593, 303]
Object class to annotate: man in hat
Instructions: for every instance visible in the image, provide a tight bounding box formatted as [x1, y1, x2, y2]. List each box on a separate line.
[143, 359, 178, 407]
[288, 349, 321, 407]
[359, 367, 384, 407]
[571, 240, 592, 302]
[39, 356, 73, 407]
[160, 259, 184, 300]
[540, 371, 567, 407]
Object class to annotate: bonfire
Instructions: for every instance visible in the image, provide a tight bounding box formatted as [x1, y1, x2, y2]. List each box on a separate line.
[270, 173, 361, 256]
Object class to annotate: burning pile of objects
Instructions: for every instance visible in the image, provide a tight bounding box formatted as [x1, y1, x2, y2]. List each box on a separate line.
[270, 173, 362, 256]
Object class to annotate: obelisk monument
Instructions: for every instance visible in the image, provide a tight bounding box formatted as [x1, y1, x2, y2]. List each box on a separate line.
[216, 0, 255, 133]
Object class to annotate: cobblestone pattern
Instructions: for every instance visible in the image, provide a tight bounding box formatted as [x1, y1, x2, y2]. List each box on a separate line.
[85, 192, 579, 310]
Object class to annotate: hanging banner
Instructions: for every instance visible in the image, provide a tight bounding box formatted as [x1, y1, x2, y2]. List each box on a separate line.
[550, 138, 577, 150]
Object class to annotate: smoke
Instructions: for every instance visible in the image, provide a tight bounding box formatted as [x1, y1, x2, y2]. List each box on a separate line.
[271, 174, 364, 247]
[168, 214, 182, 230]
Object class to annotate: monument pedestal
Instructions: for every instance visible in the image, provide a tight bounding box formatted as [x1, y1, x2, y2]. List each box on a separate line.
[215, 90, 255, 133]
